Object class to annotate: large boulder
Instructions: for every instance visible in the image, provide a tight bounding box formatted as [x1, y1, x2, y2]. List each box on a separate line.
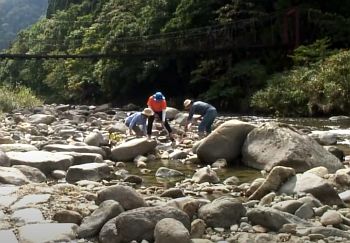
[7, 151, 73, 174]
[279, 173, 344, 206]
[99, 206, 190, 243]
[242, 122, 344, 173]
[111, 138, 157, 161]
[248, 166, 295, 200]
[43, 144, 106, 158]
[195, 120, 256, 164]
[66, 163, 111, 183]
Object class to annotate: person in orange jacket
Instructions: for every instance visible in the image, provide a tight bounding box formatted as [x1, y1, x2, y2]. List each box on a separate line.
[146, 92, 173, 140]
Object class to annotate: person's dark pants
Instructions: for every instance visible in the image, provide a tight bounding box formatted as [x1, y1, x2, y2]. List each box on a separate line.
[147, 111, 172, 136]
[198, 108, 217, 134]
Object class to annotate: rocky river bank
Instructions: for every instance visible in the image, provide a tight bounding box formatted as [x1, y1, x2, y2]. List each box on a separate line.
[1, 103, 350, 243]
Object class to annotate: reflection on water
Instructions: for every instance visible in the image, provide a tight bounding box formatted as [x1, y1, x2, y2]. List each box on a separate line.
[121, 116, 350, 188]
[124, 158, 261, 188]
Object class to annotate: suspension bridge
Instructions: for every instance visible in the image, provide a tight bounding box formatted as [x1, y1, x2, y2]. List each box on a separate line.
[0, 9, 303, 60]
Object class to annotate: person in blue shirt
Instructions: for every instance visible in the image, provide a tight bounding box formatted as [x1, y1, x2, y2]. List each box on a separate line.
[125, 108, 154, 136]
[183, 99, 217, 137]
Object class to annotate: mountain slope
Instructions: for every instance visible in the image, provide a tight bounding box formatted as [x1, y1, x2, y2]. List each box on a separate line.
[0, 0, 48, 50]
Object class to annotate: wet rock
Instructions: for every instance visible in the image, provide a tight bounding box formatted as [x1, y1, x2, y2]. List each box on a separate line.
[279, 173, 344, 206]
[0, 167, 29, 185]
[96, 185, 147, 210]
[0, 230, 18, 243]
[320, 210, 342, 226]
[310, 132, 337, 145]
[304, 166, 329, 178]
[272, 200, 303, 214]
[335, 168, 350, 186]
[294, 203, 314, 219]
[66, 162, 111, 183]
[195, 120, 256, 164]
[339, 190, 350, 203]
[51, 170, 66, 179]
[84, 131, 105, 146]
[198, 197, 246, 228]
[325, 146, 344, 161]
[7, 151, 73, 175]
[57, 152, 104, 165]
[242, 122, 343, 173]
[160, 188, 185, 198]
[111, 138, 157, 161]
[169, 150, 187, 160]
[247, 207, 313, 231]
[155, 167, 184, 178]
[0, 144, 38, 152]
[0, 151, 10, 167]
[296, 226, 350, 239]
[43, 144, 106, 158]
[154, 218, 191, 243]
[223, 176, 240, 185]
[190, 219, 206, 239]
[108, 122, 128, 134]
[12, 165, 46, 183]
[165, 107, 180, 120]
[249, 166, 295, 200]
[123, 175, 143, 184]
[18, 223, 78, 243]
[53, 210, 83, 225]
[11, 194, 51, 210]
[259, 192, 276, 206]
[166, 197, 204, 220]
[192, 166, 219, 184]
[28, 114, 56, 124]
[78, 200, 124, 238]
[12, 208, 44, 225]
[211, 158, 227, 168]
[99, 206, 190, 243]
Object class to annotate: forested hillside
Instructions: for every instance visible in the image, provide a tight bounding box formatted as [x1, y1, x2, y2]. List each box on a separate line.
[1, 0, 350, 116]
[0, 0, 48, 50]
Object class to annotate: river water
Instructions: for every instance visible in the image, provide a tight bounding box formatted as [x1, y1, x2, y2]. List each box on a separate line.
[125, 116, 350, 187]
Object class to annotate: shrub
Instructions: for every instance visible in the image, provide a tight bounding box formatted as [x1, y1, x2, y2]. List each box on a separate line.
[0, 85, 43, 112]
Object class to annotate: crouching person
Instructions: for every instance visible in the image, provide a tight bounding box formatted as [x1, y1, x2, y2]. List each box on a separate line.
[125, 108, 154, 137]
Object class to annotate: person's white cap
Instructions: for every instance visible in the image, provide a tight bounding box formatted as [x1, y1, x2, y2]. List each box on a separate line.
[183, 99, 192, 108]
[141, 108, 154, 116]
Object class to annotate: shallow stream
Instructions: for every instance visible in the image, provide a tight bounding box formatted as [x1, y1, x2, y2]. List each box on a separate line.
[124, 116, 350, 187]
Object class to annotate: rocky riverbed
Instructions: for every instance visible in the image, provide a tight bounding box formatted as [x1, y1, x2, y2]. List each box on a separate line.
[1, 103, 350, 243]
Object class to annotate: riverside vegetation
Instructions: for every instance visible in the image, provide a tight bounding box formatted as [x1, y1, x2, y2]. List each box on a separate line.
[1, 0, 350, 116]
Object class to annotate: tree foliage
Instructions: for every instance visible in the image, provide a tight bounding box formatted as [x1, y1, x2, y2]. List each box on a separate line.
[1, 0, 350, 115]
[0, 0, 47, 50]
